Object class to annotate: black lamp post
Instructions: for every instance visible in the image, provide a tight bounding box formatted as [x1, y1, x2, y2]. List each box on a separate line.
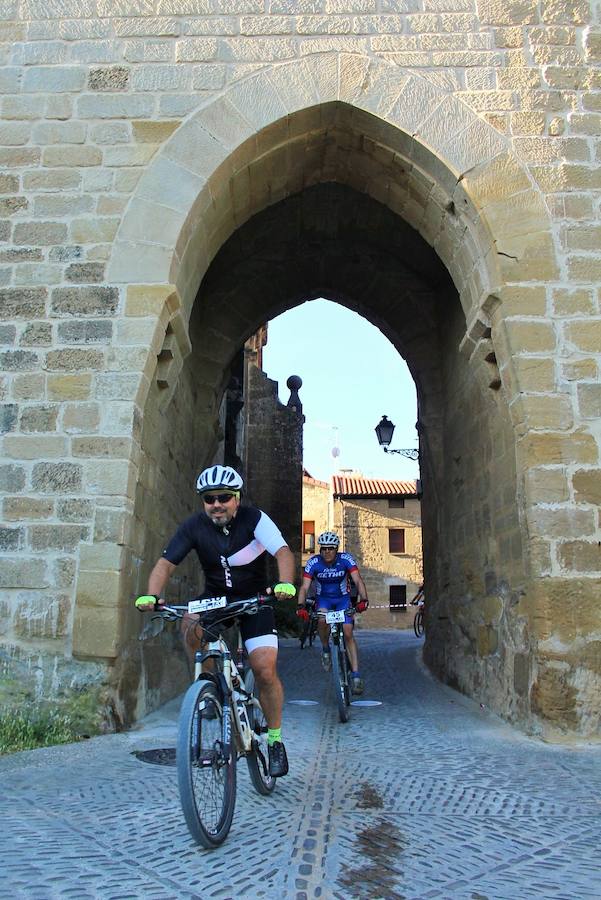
[375, 415, 419, 460]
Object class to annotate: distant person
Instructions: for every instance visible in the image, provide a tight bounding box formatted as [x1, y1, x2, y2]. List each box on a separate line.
[296, 531, 368, 694]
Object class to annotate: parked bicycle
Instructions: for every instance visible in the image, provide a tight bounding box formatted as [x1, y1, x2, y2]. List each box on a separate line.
[299, 599, 318, 650]
[141, 594, 276, 849]
[411, 585, 425, 638]
[325, 607, 352, 723]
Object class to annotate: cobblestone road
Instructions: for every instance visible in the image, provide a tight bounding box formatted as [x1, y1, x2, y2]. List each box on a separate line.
[2, 630, 600, 900]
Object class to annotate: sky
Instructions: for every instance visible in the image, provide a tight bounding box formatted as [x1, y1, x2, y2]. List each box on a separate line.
[262, 299, 420, 485]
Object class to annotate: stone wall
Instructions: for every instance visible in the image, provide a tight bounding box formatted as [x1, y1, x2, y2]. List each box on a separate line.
[0, 1, 600, 735]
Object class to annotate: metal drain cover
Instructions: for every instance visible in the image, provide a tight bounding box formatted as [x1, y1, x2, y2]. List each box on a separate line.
[132, 748, 177, 766]
[350, 700, 383, 707]
[288, 699, 319, 706]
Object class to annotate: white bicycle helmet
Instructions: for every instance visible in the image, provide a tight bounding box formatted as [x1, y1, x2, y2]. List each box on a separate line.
[318, 531, 340, 548]
[196, 465, 243, 494]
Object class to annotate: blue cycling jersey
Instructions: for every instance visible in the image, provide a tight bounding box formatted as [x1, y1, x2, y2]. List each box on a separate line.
[303, 551, 358, 600]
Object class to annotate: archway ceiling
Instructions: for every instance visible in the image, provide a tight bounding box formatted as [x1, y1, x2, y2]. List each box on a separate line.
[190, 182, 455, 422]
[175, 103, 490, 320]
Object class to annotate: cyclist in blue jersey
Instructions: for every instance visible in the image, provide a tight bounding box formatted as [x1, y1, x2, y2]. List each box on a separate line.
[135, 464, 296, 778]
[296, 531, 368, 694]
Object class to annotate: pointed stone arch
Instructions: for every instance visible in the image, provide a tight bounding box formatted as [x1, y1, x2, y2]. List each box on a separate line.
[73, 51, 592, 737]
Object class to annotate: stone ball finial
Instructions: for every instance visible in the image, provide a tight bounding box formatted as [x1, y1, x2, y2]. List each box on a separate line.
[286, 375, 303, 414]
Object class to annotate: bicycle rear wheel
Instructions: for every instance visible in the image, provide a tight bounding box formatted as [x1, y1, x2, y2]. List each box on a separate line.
[243, 670, 276, 795]
[331, 638, 350, 723]
[414, 609, 424, 637]
[177, 679, 236, 848]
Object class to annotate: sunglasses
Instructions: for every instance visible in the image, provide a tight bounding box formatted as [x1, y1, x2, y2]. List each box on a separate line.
[202, 492, 237, 505]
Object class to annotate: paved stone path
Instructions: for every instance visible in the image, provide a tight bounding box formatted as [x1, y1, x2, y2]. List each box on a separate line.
[1, 630, 600, 899]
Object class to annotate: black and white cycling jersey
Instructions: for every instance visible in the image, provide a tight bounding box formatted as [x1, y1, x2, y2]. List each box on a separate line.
[162, 505, 286, 598]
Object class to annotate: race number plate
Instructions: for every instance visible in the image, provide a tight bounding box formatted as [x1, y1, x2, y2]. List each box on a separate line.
[325, 610, 345, 624]
[188, 597, 227, 614]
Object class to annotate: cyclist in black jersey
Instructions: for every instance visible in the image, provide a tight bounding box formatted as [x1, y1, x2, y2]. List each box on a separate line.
[135, 464, 296, 778]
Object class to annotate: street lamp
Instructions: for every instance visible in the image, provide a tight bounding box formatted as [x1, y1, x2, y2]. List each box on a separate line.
[374, 415, 419, 460]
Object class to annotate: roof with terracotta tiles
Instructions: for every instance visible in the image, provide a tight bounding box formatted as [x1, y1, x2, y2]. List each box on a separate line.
[332, 474, 419, 498]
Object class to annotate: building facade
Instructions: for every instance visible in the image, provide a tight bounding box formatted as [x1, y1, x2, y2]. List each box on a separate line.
[302, 471, 423, 629]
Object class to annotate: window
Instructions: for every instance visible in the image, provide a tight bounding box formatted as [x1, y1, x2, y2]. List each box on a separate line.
[389, 585, 407, 611]
[388, 528, 405, 553]
[388, 498, 405, 508]
[303, 521, 315, 553]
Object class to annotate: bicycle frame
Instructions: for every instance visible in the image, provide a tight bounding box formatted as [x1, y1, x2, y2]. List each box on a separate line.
[196, 635, 259, 755]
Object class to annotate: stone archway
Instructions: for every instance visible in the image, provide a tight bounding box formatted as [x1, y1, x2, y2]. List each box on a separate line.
[71, 53, 598, 737]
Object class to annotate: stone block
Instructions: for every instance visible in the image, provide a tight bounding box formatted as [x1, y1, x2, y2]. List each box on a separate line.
[88, 66, 130, 91]
[565, 320, 601, 353]
[572, 469, 601, 506]
[14, 263, 62, 286]
[77, 93, 155, 119]
[0, 324, 16, 344]
[521, 431, 598, 467]
[94, 507, 131, 544]
[53, 557, 77, 590]
[49, 246, 83, 262]
[0, 557, 48, 589]
[562, 359, 597, 383]
[72, 599, 121, 659]
[13, 592, 71, 640]
[12, 373, 45, 401]
[70, 217, 119, 243]
[0, 287, 43, 320]
[3, 497, 54, 520]
[29, 523, 88, 551]
[32, 121, 87, 144]
[72, 436, 132, 459]
[558, 541, 601, 573]
[5, 434, 69, 460]
[63, 402, 101, 433]
[125, 284, 176, 317]
[0, 525, 23, 551]
[64, 263, 106, 283]
[524, 467, 570, 504]
[34, 195, 94, 217]
[79, 542, 126, 573]
[552, 288, 594, 317]
[0, 349, 38, 370]
[132, 120, 179, 143]
[528, 506, 596, 540]
[20, 322, 53, 346]
[0, 403, 17, 433]
[84, 458, 137, 497]
[32, 461, 83, 492]
[504, 319, 556, 354]
[514, 394, 573, 431]
[20, 404, 59, 432]
[42, 146, 103, 167]
[0, 464, 26, 493]
[45, 348, 104, 371]
[57, 498, 94, 522]
[52, 286, 119, 320]
[23, 65, 87, 92]
[13, 221, 67, 245]
[57, 320, 112, 345]
[47, 374, 92, 401]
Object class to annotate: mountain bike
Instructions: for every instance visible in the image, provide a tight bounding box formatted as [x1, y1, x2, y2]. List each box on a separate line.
[141, 595, 276, 849]
[299, 600, 318, 649]
[325, 608, 352, 723]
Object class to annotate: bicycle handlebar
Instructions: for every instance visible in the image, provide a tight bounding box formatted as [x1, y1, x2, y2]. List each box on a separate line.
[152, 593, 275, 623]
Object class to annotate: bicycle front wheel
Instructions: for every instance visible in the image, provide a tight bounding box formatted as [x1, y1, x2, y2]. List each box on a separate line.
[243, 670, 276, 795]
[177, 679, 237, 848]
[308, 616, 317, 647]
[414, 609, 424, 637]
[331, 639, 350, 723]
